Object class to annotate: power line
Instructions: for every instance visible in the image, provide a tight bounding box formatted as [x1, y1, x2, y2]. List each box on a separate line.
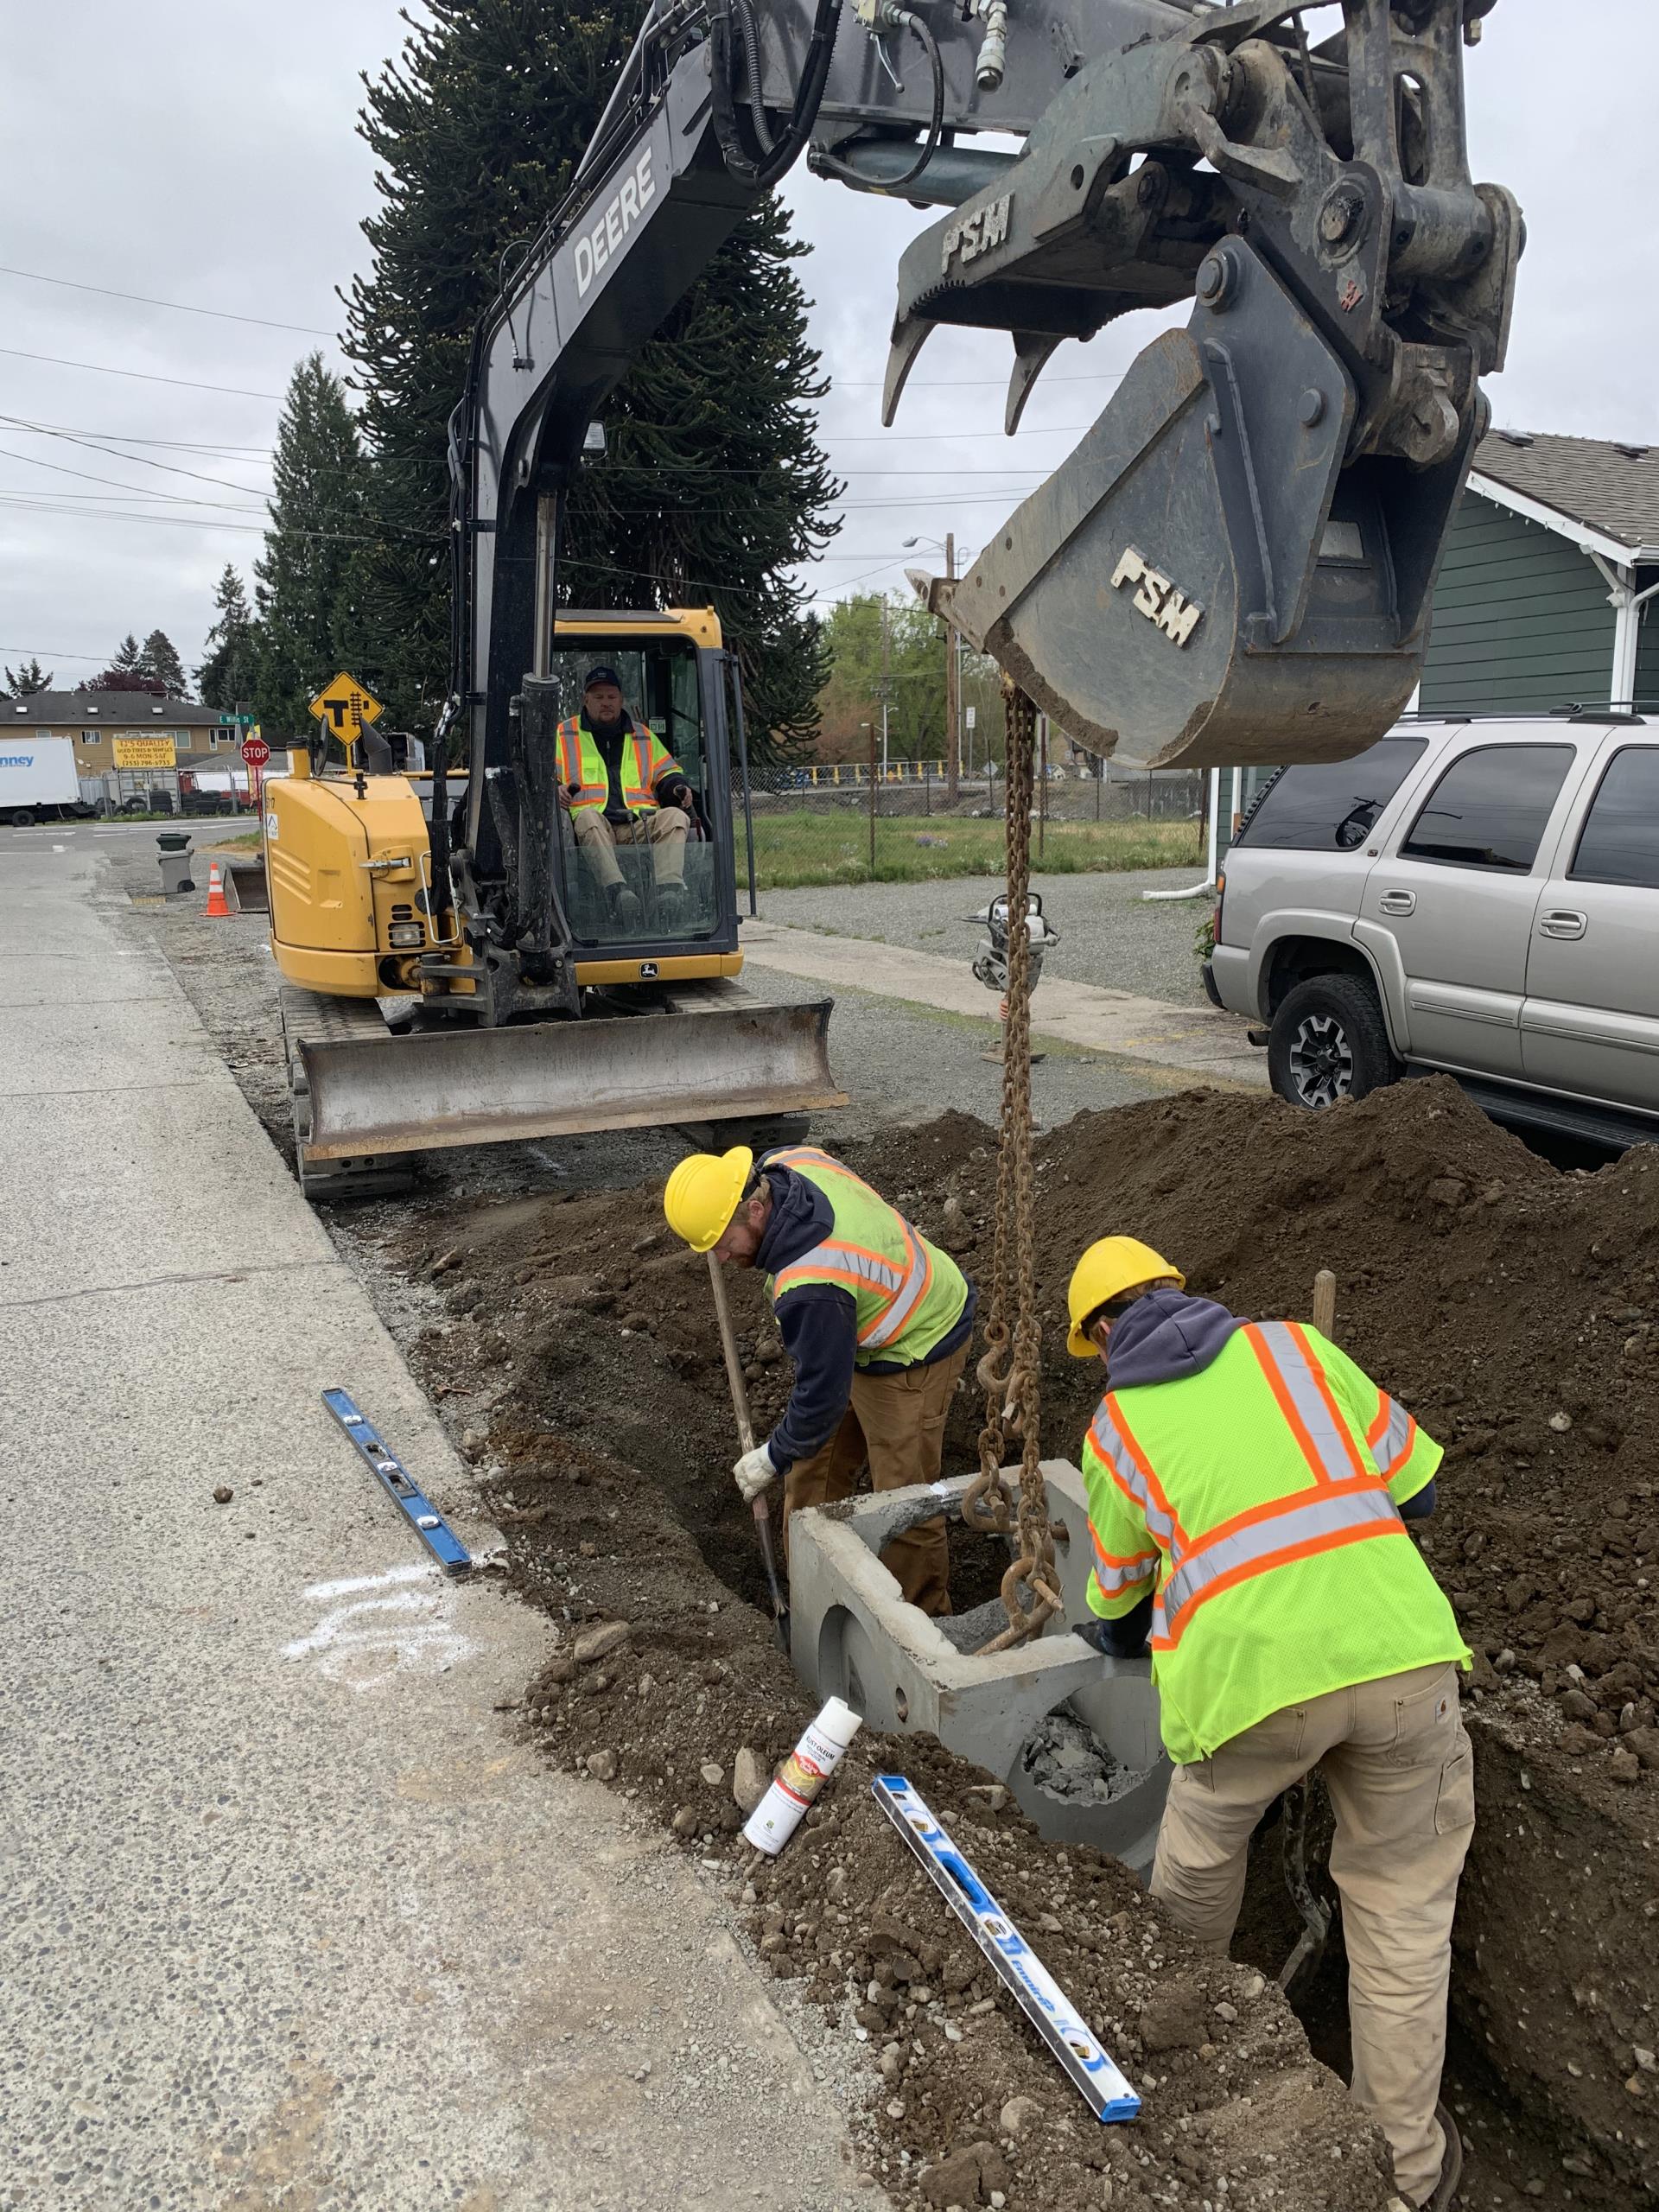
[0, 264, 335, 338]
[1, 414, 275, 498]
[0, 443, 267, 512]
[0, 347, 283, 400]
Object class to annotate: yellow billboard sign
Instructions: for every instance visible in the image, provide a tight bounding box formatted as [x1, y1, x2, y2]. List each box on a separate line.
[112, 735, 178, 769]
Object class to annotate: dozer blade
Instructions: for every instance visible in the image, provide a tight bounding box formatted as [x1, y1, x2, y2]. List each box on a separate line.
[298, 999, 847, 1163]
[937, 240, 1478, 772]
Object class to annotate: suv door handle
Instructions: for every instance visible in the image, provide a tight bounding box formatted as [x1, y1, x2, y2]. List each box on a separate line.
[1538, 909, 1586, 940]
[1378, 889, 1416, 916]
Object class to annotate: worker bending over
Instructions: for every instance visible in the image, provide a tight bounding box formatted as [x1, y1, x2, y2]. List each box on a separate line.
[1067, 1236, 1471, 2212]
[664, 1143, 976, 1614]
[557, 666, 696, 927]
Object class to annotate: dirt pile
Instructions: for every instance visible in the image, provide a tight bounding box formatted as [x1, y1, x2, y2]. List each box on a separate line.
[884, 1080, 1659, 1757]
[378, 1075, 1659, 2207]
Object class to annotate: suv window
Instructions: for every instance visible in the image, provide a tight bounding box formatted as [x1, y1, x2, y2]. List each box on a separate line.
[1569, 746, 1659, 890]
[1400, 743, 1575, 873]
[1232, 738, 1427, 851]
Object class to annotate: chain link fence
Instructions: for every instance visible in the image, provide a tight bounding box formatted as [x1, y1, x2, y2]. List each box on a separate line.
[734, 753, 1207, 890]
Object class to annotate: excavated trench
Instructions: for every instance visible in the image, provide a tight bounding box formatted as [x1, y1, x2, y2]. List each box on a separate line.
[356, 1077, 1659, 2212]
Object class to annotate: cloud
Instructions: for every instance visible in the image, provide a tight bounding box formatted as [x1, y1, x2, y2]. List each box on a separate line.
[3, 1, 1651, 677]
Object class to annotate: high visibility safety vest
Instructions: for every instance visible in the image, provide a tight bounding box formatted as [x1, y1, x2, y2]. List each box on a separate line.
[762, 1145, 968, 1368]
[555, 715, 681, 815]
[1082, 1319, 1468, 1764]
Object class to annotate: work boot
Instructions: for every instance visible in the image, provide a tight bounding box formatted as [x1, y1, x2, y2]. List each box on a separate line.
[654, 880, 689, 930]
[606, 882, 643, 930]
[1423, 2104, 1463, 2211]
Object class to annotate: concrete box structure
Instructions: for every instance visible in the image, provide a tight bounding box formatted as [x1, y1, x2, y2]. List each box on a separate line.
[788, 1460, 1170, 1878]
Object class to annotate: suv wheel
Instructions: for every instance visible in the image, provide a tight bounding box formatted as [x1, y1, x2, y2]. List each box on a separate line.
[1268, 973, 1399, 1112]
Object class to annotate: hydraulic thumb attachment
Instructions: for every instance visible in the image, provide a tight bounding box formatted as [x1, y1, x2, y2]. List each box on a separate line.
[885, 0, 1519, 770]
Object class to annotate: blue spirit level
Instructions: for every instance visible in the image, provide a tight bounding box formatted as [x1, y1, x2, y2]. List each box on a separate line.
[873, 1774, 1139, 2123]
[322, 1388, 472, 1575]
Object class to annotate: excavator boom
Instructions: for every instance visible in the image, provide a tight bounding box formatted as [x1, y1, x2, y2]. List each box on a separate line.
[455, 0, 1517, 801]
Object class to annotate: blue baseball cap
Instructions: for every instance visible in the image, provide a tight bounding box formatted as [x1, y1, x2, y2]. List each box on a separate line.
[583, 664, 621, 690]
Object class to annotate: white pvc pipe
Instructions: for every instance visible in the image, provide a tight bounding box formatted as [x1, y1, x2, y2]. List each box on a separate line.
[1144, 764, 1220, 900]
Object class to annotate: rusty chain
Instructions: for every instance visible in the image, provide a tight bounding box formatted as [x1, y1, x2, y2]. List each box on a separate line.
[961, 685, 1059, 1649]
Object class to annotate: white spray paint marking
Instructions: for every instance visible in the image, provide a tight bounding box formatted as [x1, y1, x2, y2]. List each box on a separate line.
[52, 843, 66, 853]
[284, 1560, 478, 1691]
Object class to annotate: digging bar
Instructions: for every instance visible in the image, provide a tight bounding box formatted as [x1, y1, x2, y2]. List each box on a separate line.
[706, 1251, 791, 1649]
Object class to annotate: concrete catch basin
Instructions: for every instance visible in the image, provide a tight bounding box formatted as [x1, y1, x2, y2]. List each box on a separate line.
[787, 1461, 1170, 1878]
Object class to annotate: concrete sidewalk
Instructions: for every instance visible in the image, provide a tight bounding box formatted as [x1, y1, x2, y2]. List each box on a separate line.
[741, 916, 1268, 1093]
[0, 849, 870, 2211]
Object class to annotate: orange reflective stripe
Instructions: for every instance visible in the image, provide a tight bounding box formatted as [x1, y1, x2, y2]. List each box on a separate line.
[1282, 1320, 1372, 1483]
[1243, 1323, 1370, 1489]
[1089, 1518, 1159, 1596]
[1098, 1396, 1191, 1554]
[866, 1218, 932, 1348]
[1152, 1509, 1404, 1650]
[1366, 1394, 1391, 1449]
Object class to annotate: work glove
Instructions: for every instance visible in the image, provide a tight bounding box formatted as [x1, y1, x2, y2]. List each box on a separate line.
[733, 1442, 779, 1504]
[659, 776, 694, 813]
[1071, 1618, 1118, 1656]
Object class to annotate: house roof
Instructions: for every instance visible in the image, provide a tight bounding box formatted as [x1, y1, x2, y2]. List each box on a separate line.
[2, 691, 229, 726]
[1472, 430, 1659, 563]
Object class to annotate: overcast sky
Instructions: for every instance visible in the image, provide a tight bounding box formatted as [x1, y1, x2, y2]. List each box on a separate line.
[4, 1, 1656, 688]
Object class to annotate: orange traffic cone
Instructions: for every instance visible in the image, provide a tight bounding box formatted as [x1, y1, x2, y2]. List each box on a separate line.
[202, 861, 232, 918]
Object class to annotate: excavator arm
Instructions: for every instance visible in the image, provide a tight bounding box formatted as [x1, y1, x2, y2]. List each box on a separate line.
[448, 0, 1517, 966]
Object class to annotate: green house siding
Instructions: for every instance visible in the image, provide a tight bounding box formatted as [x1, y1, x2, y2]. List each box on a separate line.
[1420, 491, 1615, 715]
[1631, 565, 1659, 710]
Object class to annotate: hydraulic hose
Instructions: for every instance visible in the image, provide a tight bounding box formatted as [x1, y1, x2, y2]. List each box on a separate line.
[710, 0, 842, 192]
[814, 8, 944, 196]
[731, 0, 776, 156]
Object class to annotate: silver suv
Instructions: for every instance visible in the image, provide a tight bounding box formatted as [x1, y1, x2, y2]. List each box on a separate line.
[1205, 715, 1659, 1145]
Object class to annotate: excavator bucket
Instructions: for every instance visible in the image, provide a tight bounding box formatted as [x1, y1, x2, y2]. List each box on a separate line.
[932, 243, 1479, 772]
[294, 997, 846, 1168]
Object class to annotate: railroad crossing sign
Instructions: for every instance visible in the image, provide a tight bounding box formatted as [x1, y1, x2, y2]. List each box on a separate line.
[308, 671, 385, 738]
[239, 734, 271, 768]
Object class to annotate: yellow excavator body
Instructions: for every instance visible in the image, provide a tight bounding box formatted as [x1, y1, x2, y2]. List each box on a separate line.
[265, 608, 842, 1194]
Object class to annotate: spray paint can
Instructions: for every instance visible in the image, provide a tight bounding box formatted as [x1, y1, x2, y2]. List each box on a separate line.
[742, 1697, 862, 1856]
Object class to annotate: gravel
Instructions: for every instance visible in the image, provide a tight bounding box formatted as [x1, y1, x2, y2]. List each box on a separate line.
[755, 867, 1215, 1011]
[741, 967, 1188, 1139]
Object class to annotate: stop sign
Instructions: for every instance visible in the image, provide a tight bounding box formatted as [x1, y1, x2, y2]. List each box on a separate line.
[240, 734, 271, 767]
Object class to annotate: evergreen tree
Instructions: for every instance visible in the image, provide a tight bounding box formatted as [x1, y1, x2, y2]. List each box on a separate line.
[138, 630, 189, 697]
[3, 658, 52, 696]
[196, 566, 260, 709]
[87, 635, 159, 693]
[343, 0, 839, 753]
[253, 353, 371, 732]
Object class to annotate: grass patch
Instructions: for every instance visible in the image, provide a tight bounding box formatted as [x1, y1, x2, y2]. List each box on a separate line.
[197, 831, 263, 852]
[746, 810, 1200, 890]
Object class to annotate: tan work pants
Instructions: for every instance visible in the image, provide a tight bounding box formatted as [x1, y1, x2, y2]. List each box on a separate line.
[571, 804, 688, 888]
[781, 1344, 967, 1617]
[1150, 1662, 1474, 2207]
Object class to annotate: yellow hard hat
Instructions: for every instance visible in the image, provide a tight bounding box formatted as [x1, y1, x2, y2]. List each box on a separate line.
[1065, 1236, 1184, 1357]
[664, 1145, 754, 1253]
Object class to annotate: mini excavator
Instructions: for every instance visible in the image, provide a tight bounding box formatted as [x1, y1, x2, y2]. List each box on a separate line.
[267, 0, 1517, 1193]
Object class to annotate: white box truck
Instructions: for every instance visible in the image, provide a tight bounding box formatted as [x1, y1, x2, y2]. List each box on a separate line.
[0, 735, 93, 825]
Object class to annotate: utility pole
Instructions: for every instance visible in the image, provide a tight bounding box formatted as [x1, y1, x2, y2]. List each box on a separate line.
[944, 533, 960, 808]
[880, 596, 891, 780]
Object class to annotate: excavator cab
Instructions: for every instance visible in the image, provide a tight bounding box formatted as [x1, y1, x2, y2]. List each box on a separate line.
[543, 611, 729, 957]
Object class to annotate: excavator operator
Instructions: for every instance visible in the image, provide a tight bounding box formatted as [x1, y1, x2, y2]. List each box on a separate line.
[557, 666, 695, 928]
